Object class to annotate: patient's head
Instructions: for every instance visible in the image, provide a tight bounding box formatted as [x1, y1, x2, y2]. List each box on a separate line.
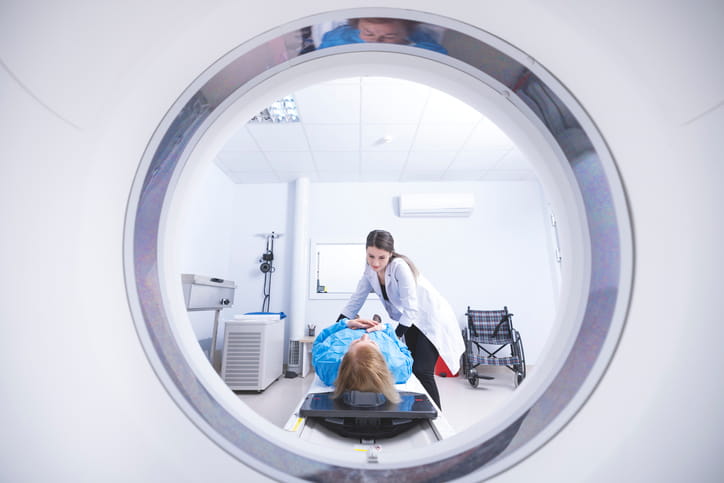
[348, 18, 416, 44]
[334, 334, 400, 403]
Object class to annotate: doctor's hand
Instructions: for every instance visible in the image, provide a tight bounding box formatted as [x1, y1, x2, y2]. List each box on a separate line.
[346, 318, 384, 332]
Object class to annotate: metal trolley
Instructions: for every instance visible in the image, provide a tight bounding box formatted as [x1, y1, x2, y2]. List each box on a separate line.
[462, 306, 526, 387]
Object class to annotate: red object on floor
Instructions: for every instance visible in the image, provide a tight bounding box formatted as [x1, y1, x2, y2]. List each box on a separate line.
[435, 356, 458, 377]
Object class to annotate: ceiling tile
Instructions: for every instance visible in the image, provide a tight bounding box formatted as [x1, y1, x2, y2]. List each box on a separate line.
[247, 123, 309, 151]
[223, 126, 259, 150]
[361, 150, 408, 164]
[481, 170, 535, 181]
[361, 77, 430, 124]
[440, 170, 486, 181]
[359, 171, 402, 182]
[421, 89, 483, 124]
[405, 150, 457, 170]
[360, 151, 407, 172]
[463, 118, 515, 150]
[294, 82, 361, 123]
[304, 124, 359, 150]
[313, 151, 359, 172]
[496, 147, 533, 170]
[215, 151, 269, 172]
[411, 123, 476, 151]
[227, 172, 281, 184]
[265, 151, 315, 172]
[360, 124, 417, 151]
[214, 76, 534, 184]
[400, 171, 445, 182]
[450, 147, 510, 170]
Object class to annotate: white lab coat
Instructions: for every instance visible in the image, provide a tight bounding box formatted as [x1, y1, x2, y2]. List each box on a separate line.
[342, 257, 466, 374]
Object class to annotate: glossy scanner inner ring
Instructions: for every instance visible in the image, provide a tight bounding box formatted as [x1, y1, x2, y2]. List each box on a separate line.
[125, 9, 632, 481]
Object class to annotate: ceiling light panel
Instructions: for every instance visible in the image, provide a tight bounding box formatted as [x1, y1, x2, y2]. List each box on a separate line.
[249, 96, 300, 123]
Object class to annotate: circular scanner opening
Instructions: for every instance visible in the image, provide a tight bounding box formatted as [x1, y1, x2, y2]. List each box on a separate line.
[125, 9, 632, 481]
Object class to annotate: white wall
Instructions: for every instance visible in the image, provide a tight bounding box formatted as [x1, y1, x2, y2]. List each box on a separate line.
[175, 162, 236, 363]
[175, 167, 556, 366]
[229, 183, 293, 342]
[175, 177, 293, 363]
[305, 180, 557, 364]
[213, 176, 557, 365]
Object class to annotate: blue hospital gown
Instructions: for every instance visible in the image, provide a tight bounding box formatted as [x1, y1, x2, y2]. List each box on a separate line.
[312, 319, 413, 386]
[318, 24, 448, 55]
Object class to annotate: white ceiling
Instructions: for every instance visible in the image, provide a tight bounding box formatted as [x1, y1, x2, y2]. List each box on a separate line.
[214, 77, 535, 184]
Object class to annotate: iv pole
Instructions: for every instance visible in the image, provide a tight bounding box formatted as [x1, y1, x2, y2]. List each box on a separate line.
[259, 232, 281, 312]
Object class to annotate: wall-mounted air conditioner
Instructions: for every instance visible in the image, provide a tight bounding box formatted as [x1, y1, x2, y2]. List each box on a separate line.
[398, 193, 475, 217]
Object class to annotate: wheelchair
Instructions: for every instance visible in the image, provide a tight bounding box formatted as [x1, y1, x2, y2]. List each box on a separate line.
[462, 306, 526, 387]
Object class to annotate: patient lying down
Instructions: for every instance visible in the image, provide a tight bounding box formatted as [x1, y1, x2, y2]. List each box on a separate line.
[312, 316, 413, 404]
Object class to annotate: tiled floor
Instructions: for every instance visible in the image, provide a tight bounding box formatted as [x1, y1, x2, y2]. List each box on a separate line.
[236, 365, 529, 434]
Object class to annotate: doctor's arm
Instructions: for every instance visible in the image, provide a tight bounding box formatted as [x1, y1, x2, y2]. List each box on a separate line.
[340, 274, 373, 320]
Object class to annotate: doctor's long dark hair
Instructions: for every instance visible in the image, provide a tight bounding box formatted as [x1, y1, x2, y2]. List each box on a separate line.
[366, 230, 419, 279]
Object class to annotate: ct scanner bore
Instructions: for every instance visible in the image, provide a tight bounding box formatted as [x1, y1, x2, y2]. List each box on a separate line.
[125, 9, 631, 481]
[3, 2, 722, 482]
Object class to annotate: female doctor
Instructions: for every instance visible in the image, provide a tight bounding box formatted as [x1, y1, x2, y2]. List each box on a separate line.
[338, 229, 465, 409]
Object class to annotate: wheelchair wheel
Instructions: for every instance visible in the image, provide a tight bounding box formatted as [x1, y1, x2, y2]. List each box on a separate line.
[512, 335, 526, 387]
[514, 368, 524, 387]
[468, 368, 479, 388]
[461, 353, 470, 379]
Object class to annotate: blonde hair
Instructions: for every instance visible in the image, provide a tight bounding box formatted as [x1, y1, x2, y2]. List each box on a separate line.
[333, 343, 401, 404]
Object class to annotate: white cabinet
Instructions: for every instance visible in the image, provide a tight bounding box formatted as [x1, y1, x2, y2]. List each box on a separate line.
[221, 319, 284, 391]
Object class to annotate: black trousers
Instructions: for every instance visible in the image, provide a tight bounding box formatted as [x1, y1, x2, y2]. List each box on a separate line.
[405, 324, 441, 409]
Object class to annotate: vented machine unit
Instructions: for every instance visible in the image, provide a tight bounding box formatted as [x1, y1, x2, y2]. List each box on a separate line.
[287, 340, 302, 375]
[221, 314, 284, 391]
